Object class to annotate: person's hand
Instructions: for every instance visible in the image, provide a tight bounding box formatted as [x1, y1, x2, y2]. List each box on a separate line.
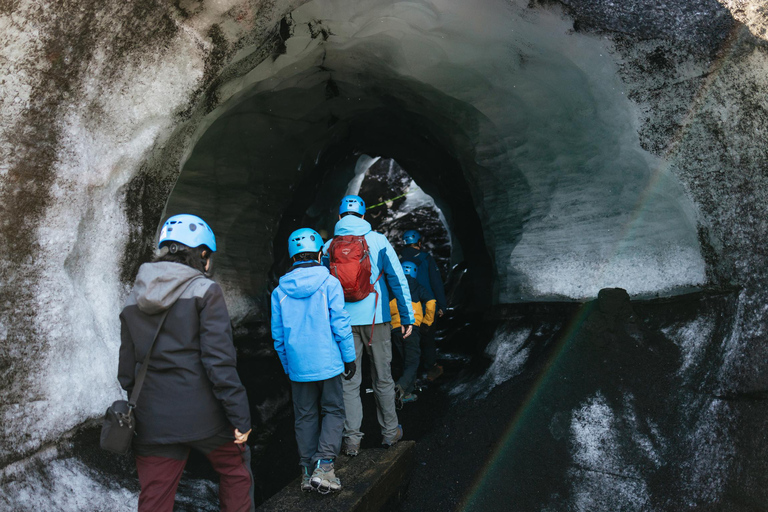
[402, 324, 413, 338]
[344, 361, 357, 380]
[438, 309, 444, 318]
[234, 428, 251, 444]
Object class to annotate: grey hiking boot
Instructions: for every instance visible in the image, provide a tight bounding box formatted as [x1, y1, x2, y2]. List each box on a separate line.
[342, 437, 360, 457]
[382, 424, 403, 448]
[310, 459, 341, 494]
[395, 384, 404, 411]
[300, 466, 313, 492]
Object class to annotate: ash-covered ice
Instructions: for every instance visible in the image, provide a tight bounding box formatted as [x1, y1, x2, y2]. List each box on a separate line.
[1, 0, 768, 509]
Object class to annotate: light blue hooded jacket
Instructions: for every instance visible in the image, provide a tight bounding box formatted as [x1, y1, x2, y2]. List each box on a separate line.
[322, 215, 415, 327]
[271, 263, 355, 382]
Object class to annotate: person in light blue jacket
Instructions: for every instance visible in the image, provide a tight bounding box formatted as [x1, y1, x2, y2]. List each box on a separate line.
[322, 195, 415, 455]
[271, 228, 356, 494]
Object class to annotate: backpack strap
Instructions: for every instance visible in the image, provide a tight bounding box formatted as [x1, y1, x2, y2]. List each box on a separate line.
[368, 270, 384, 346]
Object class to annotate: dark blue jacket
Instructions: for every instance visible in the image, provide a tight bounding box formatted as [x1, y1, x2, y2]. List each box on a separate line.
[400, 246, 447, 312]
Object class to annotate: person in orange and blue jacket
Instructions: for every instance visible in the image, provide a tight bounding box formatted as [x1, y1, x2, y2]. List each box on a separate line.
[390, 261, 436, 406]
[400, 230, 447, 381]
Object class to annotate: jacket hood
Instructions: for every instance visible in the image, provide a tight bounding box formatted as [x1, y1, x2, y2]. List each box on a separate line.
[133, 261, 206, 314]
[334, 215, 372, 236]
[279, 265, 331, 299]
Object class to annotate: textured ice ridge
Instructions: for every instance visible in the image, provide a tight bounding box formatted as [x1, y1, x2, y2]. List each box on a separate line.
[450, 327, 531, 400]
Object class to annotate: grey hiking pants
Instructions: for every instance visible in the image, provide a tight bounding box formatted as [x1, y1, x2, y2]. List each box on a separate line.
[343, 323, 400, 443]
[291, 375, 345, 468]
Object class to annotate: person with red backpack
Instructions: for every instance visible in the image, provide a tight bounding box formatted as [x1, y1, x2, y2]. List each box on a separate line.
[322, 195, 415, 456]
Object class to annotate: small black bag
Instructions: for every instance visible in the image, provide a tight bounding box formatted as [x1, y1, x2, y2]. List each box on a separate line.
[100, 400, 136, 455]
[100, 309, 170, 454]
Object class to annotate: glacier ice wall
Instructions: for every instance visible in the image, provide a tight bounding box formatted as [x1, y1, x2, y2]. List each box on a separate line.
[0, 0, 292, 471]
[0, 0, 767, 509]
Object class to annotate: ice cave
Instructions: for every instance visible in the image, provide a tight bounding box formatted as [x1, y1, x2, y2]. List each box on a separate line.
[1, 0, 767, 510]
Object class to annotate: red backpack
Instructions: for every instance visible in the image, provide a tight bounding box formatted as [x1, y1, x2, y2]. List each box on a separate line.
[327, 235, 376, 302]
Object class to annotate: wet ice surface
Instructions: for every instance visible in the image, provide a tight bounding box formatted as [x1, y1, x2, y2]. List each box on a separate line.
[449, 327, 531, 399]
[512, 244, 706, 300]
[404, 291, 743, 512]
[1, 458, 137, 511]
[568, 393, 652, 511]
[662, 316, 716, 376]
[0, 456, 223, 512]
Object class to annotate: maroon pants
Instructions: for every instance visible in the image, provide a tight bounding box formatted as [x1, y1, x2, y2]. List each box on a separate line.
[134, 429, 254, 512]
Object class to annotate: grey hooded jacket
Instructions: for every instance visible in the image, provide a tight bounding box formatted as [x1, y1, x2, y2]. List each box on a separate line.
[118, 261, 251, 444]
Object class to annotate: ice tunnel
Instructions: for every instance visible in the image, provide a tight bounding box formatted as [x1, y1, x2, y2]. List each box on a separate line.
[1, 0, 768, 510]
[163, 0, 706, 317]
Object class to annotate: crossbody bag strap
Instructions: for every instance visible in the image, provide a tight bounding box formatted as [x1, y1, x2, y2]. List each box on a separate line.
[127, 308, 171, 409]
[127, 277, 201, 409]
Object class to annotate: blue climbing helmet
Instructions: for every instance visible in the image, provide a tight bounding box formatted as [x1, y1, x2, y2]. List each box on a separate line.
[339, 195, 366, 215]
[402, 229, 421, 245]
[158, 214, 217, 252]
[288, 228, 323, 258]
[401, 261, 418, 279]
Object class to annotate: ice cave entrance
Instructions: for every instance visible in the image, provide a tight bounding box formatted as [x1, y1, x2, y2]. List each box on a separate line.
[164, 145, 465, 320]
[162, 76, 499, 318]
[161, 0, 709, 315]
[341, 155, 452, 273]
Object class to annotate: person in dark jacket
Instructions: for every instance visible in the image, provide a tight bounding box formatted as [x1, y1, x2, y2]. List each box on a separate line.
[271, 228, 356, 494]
[400, 229, 447, 381]
[390, 261, 436, 405]
[118, 214, 254, 512]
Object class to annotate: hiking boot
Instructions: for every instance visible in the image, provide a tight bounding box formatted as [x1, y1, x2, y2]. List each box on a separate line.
[342, 437, 360, 457]
[382, 425, 403, 448]
[395, 384, 404, 411]
[402, 393, 418, 404]
[300, 466, 313, 492]
[310, 459, 341, 494]
[426, 364, 443, 381]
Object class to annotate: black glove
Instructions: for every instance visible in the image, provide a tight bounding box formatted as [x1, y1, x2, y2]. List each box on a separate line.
[420, 323, 432, 336]
[343, 361, 357, 380]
